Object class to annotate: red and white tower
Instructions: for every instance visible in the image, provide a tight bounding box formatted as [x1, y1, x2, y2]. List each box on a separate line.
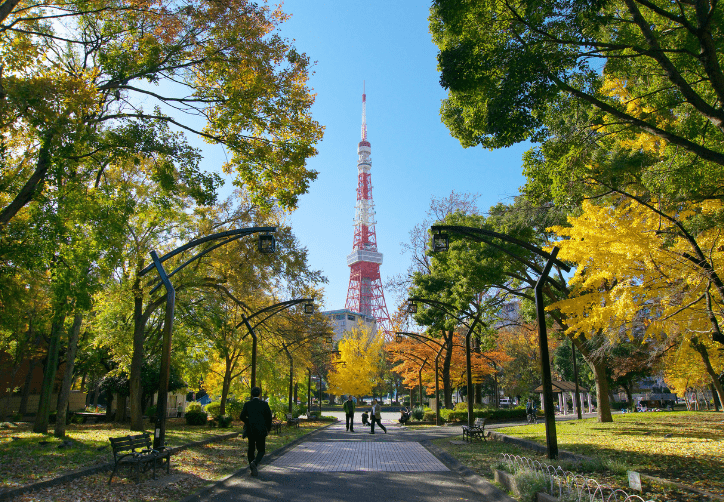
[345, 85, 391, 335]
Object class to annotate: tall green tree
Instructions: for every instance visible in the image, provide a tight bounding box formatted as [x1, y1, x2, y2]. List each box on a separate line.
[1, 0, 323, 230]
[430, 0, 724, 171]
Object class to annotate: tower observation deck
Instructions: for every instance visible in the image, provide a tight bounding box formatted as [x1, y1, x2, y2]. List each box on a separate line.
[345, 86, 391, 336]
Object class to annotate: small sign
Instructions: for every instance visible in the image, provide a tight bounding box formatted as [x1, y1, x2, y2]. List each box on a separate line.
[628, 470, 642, 492]
[155, 428, 161, 438]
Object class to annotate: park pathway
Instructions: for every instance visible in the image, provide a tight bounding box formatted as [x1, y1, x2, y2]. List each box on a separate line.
[186, 419, 515, 502]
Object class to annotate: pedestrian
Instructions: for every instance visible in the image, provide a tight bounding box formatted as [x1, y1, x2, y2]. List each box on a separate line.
[343, 395, 355, 432]
[239, 386, 272, 477]
[370, 399, 386, 434]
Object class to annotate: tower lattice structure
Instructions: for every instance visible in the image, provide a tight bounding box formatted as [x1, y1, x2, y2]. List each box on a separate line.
[345, 87, 391, 336]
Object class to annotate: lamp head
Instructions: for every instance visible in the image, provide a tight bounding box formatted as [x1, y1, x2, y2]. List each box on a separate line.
[258, 233, 275, 254]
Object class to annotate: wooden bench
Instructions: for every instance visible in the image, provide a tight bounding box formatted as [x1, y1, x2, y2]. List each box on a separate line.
[462, 418, 488, 442]
[286, 413, 300, 428]
[108, 433, 171, 484]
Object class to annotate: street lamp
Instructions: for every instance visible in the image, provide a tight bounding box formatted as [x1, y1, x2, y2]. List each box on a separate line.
[430, 224, 570, 459]
[407, 300, 418, 314]
[432, 231, 449, 253]
[258, 233, 275, 254]
[235, 298, 315, 389]
[407, 296, 483, 429]
[395, 331, 446, 425]
[140, 226, 276, 450]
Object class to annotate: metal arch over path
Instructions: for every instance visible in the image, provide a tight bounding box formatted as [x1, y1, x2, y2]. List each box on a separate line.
[139, 226, 277, 450]
[429, 224, 571, 460]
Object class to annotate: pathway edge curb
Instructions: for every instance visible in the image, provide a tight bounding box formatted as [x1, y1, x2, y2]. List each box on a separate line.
[179, 421, 339, 502]
[421, 439, 518, 502]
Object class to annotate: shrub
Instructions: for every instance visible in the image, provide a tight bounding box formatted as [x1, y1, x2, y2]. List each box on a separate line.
[440, 409, 467, 422]
[185, 410, 208, 425]
[186, 401, 202, 413]
[204, 401, 221, 416]
[146, 405, 157, 421]
[268, 396, 288, 420]
[225, 398, 244, 418]
[411, 406, 425, 421]
[423, 410, 438, 422]
[514, 470, 548, 501]
[454, 402, 468, 412]
[293, 403, 307, 418]
[209, 414, 233, 428]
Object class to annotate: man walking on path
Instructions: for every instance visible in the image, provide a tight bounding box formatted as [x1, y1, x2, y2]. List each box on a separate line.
[239, 387, 272, 477]
[343, 395, 355, 432]
[370, 399, 386, 434]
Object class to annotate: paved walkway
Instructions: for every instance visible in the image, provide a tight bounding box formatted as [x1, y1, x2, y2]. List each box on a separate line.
[185, 420, 515, 502]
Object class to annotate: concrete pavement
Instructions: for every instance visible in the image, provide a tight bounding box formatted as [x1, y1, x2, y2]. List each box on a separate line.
[183, 419, 517, 502]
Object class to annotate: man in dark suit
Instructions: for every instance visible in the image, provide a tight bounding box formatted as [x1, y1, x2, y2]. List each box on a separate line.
[240, 386, 273, 477]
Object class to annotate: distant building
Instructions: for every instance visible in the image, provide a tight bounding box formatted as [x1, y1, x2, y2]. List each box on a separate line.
[496, 301, 520, 327]
[321, 309, 377, 342]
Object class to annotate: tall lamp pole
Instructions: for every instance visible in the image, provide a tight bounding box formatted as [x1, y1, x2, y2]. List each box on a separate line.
[430, 225, 570, 459]
[407, 297, 484, 428]
[140, 227, 276, 449]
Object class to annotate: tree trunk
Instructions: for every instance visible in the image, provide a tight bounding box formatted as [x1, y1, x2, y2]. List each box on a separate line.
[130, 289, 146, 430]
[712, 384, 721, 412]
[55, 313, 82, 438]
[116, 394, 128, 422]
[691, 339, 724, 411]
[442, 331, 453, 409]
[571, 335, 613, 422]
[19, 359, 37, 417]
[93, 381, 100, 409]
[589, 357, 613, 422]
[220, 369, 231, 416]
[33, 315, 66, 433]
[106, 390, 114, 418]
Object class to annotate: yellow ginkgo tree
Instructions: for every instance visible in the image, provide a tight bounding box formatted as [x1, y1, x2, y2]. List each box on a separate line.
[547, 198, 724, 407]
[327, 324, 384, 399]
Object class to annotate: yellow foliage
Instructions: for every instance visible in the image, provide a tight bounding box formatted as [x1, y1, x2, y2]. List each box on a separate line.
[327, 324, 384, 398]
[547, 199, 724, 349]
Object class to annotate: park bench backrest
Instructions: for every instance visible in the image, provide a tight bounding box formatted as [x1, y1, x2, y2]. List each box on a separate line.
[474, 418, 486, 427]
[109, 433, 152, 459]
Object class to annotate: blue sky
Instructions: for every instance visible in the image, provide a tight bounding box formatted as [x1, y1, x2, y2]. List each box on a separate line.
[217, 2, 530, 311]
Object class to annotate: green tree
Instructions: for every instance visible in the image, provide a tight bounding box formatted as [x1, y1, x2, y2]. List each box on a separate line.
[1, 0, 324, 230]
[429, 0, 724, 169]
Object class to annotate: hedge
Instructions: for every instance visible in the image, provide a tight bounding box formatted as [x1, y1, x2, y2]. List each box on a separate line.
[438, 407, 528, 422]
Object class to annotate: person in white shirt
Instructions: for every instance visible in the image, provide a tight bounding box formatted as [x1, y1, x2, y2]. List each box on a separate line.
[370, 399, 387, 434]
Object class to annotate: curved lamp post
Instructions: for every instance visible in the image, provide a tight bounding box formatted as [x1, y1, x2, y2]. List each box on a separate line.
[395, 331, 446, 425]
[139, 226, 276, 449]
[234, 298, 314, 389]
[430, 224, 571, 459]
[407, 296, 484, 428]
[308, 350, 340, 416]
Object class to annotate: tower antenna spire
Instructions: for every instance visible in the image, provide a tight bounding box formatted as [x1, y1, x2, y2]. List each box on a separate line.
[361, 81, 367, 141]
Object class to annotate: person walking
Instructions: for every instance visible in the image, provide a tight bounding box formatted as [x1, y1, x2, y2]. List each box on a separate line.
[369, 399, 386, 434]
[343, 395, 355, 432]
[239, 387, 272, 477]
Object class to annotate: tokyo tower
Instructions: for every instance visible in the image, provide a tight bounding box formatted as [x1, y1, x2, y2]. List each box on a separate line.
[345, 85, 392, 335]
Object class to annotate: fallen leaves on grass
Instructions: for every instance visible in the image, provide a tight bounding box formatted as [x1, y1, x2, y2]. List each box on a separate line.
[7, 422, 324, 501]
[496, 412, 724, 497]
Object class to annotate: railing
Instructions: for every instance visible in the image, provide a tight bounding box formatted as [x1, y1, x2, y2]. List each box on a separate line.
[501, 454, 654, 502]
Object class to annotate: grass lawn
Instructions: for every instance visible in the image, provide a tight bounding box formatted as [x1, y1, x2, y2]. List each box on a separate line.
[1, 418, 329, 501]
[434, 411, 723, 502]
